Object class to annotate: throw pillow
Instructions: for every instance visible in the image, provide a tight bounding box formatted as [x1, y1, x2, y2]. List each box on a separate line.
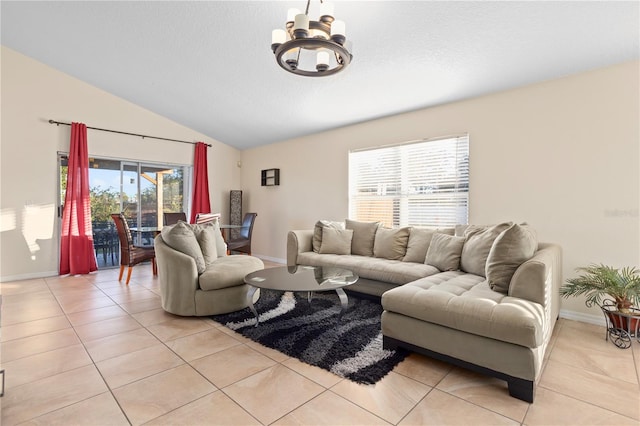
[191, 222, 219, 265]
[161, 221, 206, 274]
[460, 222, 512, 277]
[312, 220, 345, 253]
[319, 228, 353, 255]
[403, 228, 437, 262]
[345, 219, 380, 256]
[374, 227, 410, 260]
[486, 223, 538, 293]
[425, 233, 465, 271]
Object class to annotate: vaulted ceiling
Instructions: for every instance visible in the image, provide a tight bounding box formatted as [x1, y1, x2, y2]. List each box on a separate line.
[2, 1, 638, 149]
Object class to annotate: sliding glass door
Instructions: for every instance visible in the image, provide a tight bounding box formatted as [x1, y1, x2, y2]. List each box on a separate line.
[59, 154, 190, 268]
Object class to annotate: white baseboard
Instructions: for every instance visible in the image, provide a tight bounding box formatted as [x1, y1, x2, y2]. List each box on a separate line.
[559, 309, 606, 326]
[1, 270, 58, 283]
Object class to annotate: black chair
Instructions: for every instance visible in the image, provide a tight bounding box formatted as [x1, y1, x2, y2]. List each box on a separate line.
[163, 212, 187, 226]
[227, 213, 257, 255]
[111, 213, 157, 285]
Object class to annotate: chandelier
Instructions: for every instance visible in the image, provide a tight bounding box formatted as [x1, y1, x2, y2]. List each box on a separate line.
[270, 0, 353, 77]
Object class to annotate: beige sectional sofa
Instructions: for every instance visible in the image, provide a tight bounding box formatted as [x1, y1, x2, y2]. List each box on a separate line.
[287, 219, 562, 402]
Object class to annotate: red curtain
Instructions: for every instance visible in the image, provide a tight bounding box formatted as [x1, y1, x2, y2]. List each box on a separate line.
[190, 142, 211, 223]
[59, 122, 98, 275]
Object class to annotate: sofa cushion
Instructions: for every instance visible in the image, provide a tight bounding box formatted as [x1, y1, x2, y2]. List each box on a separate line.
[346, 219, 380, 256]
[402, 228, 436, 263]
[199, 255, 264, 291]
[319, 228, 353, 255]
[425, 233, 465, 271]
[191, 223, 219, 264]
[374, 227, 410, 260]
[460, 223, 511, 277]
[296, 251, 440, 285]
[381, 272, 544, 348]
[161, 222, 206, 274]
[486, 223, 538, 293]
[313, 220, 345, 253]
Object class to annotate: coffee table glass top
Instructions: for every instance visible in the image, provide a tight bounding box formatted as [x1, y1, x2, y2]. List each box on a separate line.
[244, 265, 358, 292]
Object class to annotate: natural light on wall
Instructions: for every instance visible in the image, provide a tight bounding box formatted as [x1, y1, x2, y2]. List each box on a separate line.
[22, 203, 56, 258]
[1, 208, 17, 232]
[349, 135, 469, 228]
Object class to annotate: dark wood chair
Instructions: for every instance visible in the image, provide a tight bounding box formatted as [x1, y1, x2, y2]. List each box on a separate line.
[163, 212, 187, 226]
[227, 213, 257, 255]
[111, 213, 157, 285]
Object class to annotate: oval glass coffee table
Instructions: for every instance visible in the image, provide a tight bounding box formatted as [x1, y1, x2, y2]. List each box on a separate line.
[244, 265, 359, 326]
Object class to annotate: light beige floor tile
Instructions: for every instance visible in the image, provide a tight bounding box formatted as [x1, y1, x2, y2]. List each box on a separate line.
[0, 278, 49, 295]
[4, 343, 93, 388]
[215, 324, 255, 343]
[44, 275, 92, 286]
[146, 316, 212, 341]
[0, 315, 71, 342]
[540, 359, 640, 420]
[146, 391, 261, 426]
[19, 391, 129, 425]
[224, 364, 325, 425]
[274, 390, 391, 425]
[131, 308, 181, 327]
[282, 357, 344, 388]
[632, 342, 640, 385]
[93, 279, 130, 290]
[245, 340, 290, 362]
[84, 328, 161, 362]
[1, 365, 108, 425]
[190, 344, 277, 388]
[550, 332, 637, 384]
[331, 371, 431, 424]
[399, 388, 517, 425]
[113, 364, 216, 425]
[65, 304, 129, 327]
[524, 386, 638, 425]
[393, 352, 452, 387]
[165, 328, 241, 361]
[74, 315, 142, 342]
[119, 296, 162, 314]
[96, 343, 184, 389]
[2, 289, 56, 306]
[55, 294, 116, 314]
[106, 288, 159, 304]
[1, 299, 64, 326]
[1, 328, 80, 362]
[435, 368, 529, 422]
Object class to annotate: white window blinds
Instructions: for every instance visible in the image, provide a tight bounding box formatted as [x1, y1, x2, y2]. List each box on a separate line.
[349, 135, 469, 228]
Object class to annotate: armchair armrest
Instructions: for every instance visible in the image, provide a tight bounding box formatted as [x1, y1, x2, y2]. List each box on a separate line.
[154, 235, 200, 315]
[287, 230, 313, 266]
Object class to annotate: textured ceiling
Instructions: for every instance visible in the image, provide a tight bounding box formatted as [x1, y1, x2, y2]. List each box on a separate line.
[2, 1, 638, 150]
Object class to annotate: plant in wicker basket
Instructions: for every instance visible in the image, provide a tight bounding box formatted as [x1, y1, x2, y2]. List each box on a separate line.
[560, 264, 640, 348]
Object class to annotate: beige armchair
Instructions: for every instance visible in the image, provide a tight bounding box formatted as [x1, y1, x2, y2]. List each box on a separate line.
[154, 221, 263, 316]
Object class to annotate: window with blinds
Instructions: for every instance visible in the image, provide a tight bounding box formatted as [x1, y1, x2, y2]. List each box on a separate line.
[349, 135, 469, 228]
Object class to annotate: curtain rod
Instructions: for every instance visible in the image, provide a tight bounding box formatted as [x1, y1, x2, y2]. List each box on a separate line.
[48, 120, 212, 147]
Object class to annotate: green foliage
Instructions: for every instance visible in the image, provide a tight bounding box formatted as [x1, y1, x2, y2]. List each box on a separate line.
[90, 186, 122, 223]
[560, 264, 640, 311]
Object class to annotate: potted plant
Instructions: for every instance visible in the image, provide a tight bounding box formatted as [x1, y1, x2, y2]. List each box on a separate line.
[560, 264, 640, 348]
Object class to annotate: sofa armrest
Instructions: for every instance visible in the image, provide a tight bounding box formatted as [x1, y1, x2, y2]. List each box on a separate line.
[287, 230, 313, 266]
[154, 235, 200, 315]
[509, 243, 562, 314]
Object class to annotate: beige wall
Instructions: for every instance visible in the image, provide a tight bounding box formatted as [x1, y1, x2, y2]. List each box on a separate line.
[241, 60, 640, 322]
[0, 47, 242, 280]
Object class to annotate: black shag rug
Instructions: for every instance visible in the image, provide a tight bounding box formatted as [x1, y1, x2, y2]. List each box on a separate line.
[211, 290, 408, 384]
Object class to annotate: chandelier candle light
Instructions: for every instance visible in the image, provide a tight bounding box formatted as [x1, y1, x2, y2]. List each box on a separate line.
[271, 0, 353, 77]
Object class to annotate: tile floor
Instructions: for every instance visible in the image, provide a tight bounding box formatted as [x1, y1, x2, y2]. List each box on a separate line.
[1, 262, 639, 425]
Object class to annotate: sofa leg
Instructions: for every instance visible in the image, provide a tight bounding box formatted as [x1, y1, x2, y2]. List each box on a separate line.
[507, 378, 534, 403]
